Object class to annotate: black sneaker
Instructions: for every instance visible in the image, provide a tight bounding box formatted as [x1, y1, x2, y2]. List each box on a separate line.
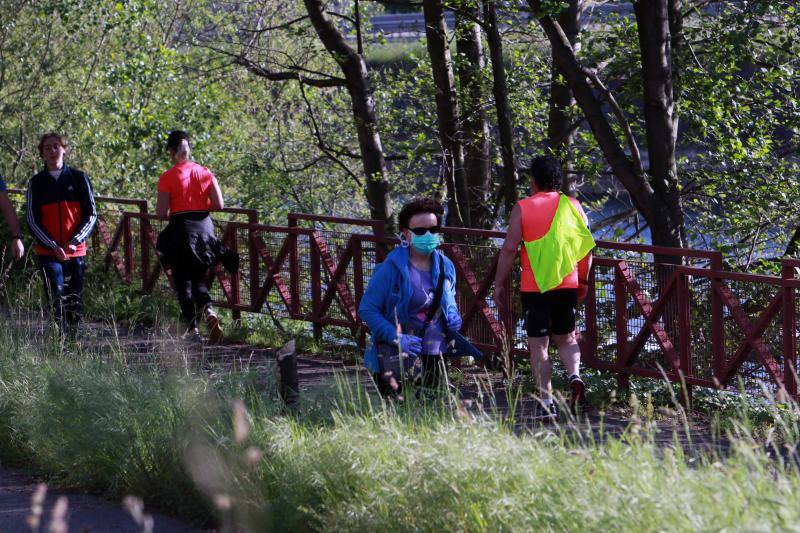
[182, 327, 204, 344]
[532, 402, 557, 422]
[569, 374, 586, 413]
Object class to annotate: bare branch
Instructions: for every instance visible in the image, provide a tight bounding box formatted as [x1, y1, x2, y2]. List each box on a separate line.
[326, 11, 357, 27]
[283, 156, 326, 173]
[592, 207, 636, 231]
[240, 15, 310, 34]
[582, 67, 645, 178]
[298, 83, 364, 187]
[233, 55, 346, 88]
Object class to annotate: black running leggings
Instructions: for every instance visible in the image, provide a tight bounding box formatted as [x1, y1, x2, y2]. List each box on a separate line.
[171, 261, 211, 329]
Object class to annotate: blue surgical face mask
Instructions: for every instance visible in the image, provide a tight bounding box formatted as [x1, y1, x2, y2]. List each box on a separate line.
[411, 232, 439, 254]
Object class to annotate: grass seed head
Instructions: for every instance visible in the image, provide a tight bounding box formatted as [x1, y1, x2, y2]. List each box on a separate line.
[232, 399, 250, 444]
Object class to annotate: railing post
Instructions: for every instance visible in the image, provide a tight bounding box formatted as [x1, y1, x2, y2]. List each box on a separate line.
[584, 264, 598, 363]
[287, 215, 301, 319]
[123, 214, 133, 283]
[228, 223, 241, 321]
[615, 263, 629, 391]
[676, 272, 693, 408]
[310, 230, 322, 342]
[248, 212, 259, 312]
[782, 260, 797, 401]
[139, 202, 149, 291]
[373, 219, 388, 263]
[711, 252, 725, 386]
[352, 236, 366, 350]
[92, 217, 100, 252]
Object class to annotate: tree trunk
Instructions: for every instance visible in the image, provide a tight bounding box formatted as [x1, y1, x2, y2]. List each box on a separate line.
[303, 0, 392, 225]
[423, 0, 470, 227]
[455, 2, 491, 227]
[528, 0, 685, 249]
[483, 0, 518, 217]
[634, 0, 684, 248]
[547, 0, 582, 197]
[668, 0, 684, 61]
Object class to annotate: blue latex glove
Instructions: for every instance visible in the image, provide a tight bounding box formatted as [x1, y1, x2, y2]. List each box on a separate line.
[399, 334, 422, 357]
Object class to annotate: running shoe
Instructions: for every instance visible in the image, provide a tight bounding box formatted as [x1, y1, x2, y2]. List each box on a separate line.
[183, 327, 204, 344]
[569, 374, 586, 413]
[204, 306, 224, 344]
[532, 402, 558, 422]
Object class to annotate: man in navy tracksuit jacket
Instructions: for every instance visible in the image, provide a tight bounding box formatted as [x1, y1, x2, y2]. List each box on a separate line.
[26, 133, 97, 332]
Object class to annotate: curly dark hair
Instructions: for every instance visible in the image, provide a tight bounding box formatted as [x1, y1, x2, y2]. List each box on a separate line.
[527, 155, 562, 192]
[397, 198, 445, 229]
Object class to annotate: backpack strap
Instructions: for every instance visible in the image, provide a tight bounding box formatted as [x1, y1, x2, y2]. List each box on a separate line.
[423, 253, 446, 328]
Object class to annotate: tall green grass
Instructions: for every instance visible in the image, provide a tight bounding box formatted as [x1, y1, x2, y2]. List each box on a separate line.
[0, 316, 799, 530]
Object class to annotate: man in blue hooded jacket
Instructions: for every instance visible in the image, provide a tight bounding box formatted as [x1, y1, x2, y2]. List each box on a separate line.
[358, 198, 462, 396]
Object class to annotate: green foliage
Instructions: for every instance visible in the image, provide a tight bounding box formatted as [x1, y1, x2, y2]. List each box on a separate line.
[2, 0, 799, 260]
[2, 319, 800, 529]
[678, 2, 800, 262]
[0, 0, 374, 224]
[577, 2, 800, 259]
[0, 335, 215, 522]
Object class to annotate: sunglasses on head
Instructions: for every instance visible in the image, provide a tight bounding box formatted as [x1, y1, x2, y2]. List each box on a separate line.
[408, 226, 441, 236]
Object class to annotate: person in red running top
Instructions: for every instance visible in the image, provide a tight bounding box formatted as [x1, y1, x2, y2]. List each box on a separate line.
[493, 156, 594, 422]
[156, 130, 235, 344]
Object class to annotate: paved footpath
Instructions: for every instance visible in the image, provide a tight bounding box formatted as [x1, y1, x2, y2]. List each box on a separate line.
[0, 466, 202, 532]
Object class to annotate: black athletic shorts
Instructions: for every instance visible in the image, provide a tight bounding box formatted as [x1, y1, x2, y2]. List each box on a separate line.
[520, 289, 578, 338]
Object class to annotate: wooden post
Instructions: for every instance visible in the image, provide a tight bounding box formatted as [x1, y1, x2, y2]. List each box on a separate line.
[288, 216, 301, 319]
[584, 264, 598, 363]
[352, 236, 366, 350]
[277, 340, 299, 405]
[615, 264, 630, 391]
[248, 212, 259, 312]
[676, 272, 693, 408]
[123, 215, 133, 283]
[228, 225, 241, 322]
[782, 261, 797, 401]
[711, 252, 725, 385]
[310, 231, 322, 342]
[139, 202, 149, 292]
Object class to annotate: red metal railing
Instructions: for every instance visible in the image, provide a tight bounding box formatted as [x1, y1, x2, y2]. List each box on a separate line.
[8, 189, 799, 400]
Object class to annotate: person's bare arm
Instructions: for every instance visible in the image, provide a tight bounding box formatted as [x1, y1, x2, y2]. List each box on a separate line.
[0, 193, 24, 260]
[575, 199, 592, 301]
[493, 203, 522, 323]
[0, 193, 21, 236]
[208, 178, 224, 211]
[156, 191, 170, 219]
[577, 252, 592, 301]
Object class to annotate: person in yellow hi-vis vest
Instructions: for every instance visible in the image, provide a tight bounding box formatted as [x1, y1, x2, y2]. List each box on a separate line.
[494, 156, 595, 422]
